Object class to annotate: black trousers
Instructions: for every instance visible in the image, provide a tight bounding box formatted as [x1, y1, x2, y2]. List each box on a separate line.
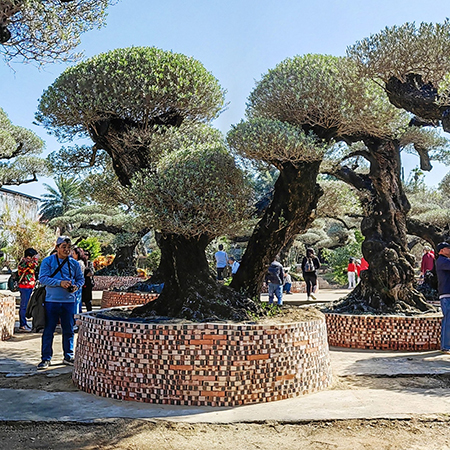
[303, 272, 317, 296]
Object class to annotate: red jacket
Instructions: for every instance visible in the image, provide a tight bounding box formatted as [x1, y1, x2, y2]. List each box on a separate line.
[347, 263, 357, 273]
[421, 252, 435, 274]
[18, 256, 39, 289]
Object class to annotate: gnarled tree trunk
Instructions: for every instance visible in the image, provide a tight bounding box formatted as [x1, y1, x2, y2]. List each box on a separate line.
[230, 160, 323, 298]
[131, 233, 262, 321]
[337, 139, 431, 313]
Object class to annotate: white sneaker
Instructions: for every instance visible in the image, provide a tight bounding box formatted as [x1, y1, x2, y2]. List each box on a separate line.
[310, 293, 317, 300]
[307, 296, 311, 301]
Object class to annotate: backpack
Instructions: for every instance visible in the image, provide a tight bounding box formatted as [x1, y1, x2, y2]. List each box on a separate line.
[304, 258, 315, 273]
[267, 264, 281, 283]
[7, 271, 21, 292]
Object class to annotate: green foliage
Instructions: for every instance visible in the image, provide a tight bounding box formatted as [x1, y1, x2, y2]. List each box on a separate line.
[131, 141, 251, 238]
[348, 20, 450, 89]
[1, 207, 55, 264]
[145, 249, 161, 273]
[1, 0, 119, 65]
[322, 231, 363, 285]
[36, 47, 225, 141]
[246, 53, 405, 139]
[40, 176, 84, 222]
[0, 107, 48, 185]
[227, 118, 326, 169]
[77, 237, 102, 260]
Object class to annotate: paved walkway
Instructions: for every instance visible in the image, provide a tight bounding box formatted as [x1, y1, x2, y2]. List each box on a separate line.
[1, 288, 449, 423]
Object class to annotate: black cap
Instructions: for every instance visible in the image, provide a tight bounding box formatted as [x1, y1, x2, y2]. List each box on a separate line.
[437, 242, 450, 252]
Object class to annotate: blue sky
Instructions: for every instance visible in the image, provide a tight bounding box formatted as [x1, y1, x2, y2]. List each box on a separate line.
[2, 0, 450, 197]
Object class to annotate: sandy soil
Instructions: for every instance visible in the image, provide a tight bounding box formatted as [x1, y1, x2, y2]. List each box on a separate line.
[1, 418, 450, 450]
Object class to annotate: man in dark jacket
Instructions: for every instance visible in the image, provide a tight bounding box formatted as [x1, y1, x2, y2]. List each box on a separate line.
[265, 258, 285, 306]
[435, 242, 450, 354]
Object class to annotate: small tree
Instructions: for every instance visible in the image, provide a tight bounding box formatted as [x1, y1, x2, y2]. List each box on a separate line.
[129, 141, 256, 321]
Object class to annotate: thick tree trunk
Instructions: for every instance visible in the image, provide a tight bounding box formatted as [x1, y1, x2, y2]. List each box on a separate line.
[336, 139, 431, 313]
[230, 161, 323, 298]
[131, 233, 263, 321]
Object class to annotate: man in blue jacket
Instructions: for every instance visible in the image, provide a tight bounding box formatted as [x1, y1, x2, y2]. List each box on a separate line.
[37, 236, 84, 370]
[435, 242, 450, 354]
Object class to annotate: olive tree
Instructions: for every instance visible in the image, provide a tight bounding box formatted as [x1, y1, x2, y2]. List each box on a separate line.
[227, 54, 422, 312]
[36, 47, 262, 320]
[0, 0, 118, 65]
[129, 139, 257, 321]
[0, 106, 48, 185]
[348, 21, 450, 133]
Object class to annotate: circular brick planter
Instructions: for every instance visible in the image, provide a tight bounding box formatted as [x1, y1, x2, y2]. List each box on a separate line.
[73, 311, 332, 406]
[0, 297, 16, 340]
[325, 313, 442, 351]
[101, 291, 158, 309]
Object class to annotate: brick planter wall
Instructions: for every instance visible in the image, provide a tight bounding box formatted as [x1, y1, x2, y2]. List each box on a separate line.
[101, 291, 158, 309]
[73, 312, 332, 406]
[325, 313, 442, 351]
[0, 297, 15, 340]
[93, 276, 144, 291]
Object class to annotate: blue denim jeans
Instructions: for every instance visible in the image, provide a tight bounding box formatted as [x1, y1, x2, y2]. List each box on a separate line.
[19, 287, 33, 327]
[41, 302, 75, 361]
[441, 297, 450, 351]
[75, 289, 82, 314]
[268, 283, 283, 306]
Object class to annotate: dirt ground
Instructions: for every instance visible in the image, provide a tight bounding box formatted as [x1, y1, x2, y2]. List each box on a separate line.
[1, 373, 450, 449]
[1, 417, 450, 450]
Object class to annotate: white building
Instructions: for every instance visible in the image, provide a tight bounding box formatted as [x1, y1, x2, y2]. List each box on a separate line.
[0, 188, 40, 221]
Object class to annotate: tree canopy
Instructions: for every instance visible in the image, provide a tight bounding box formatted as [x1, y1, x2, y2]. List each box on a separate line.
[348, 20, 450, 131]
[0, 107, 47, 186]
[0, 0, 118, 65]
[36, 46, 226, 186]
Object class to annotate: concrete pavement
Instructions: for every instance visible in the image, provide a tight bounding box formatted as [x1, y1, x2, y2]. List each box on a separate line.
[1, 288, 449, 424]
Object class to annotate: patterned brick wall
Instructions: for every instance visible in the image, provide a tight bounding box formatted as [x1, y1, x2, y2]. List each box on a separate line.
[325, 313, 442, 351]
[0, 297, 15, 340]
[101, 291, 158, 309]
[73, 313, 332, 406]
[93, 276, 144, 291]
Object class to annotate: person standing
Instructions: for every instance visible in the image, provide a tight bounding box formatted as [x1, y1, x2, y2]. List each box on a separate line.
[82, 250, 95, 312]
[283, 269, 292, 294]
[347, 257, 357, 289]
[37, 236, 84, 370]
[17, 248, 39, 332]
[214, 244, 228, 281]
[265, 258, 284, 306]
[301, 248, 321, 300]
[71, 247, 86, 314]
[228, 256, 240, 277]
[435, 242, 450, 354]
[421, 245, 435, 278]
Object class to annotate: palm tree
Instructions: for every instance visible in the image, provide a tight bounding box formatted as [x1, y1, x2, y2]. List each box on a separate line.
[39, 176, 83, 226]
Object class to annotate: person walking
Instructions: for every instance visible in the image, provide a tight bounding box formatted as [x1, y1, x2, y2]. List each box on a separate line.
[301, 248, 321, 300]
[214, 244, 228, 281]
[347, 257, 357, 289]
[17, 248, 39, 332]
[265, 257, 284, 306]
[37, 236, 84, 370]
[435, 242, 450, 354]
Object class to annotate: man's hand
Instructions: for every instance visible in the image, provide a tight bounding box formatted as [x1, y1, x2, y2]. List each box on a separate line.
[60, 280, 71, 289]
